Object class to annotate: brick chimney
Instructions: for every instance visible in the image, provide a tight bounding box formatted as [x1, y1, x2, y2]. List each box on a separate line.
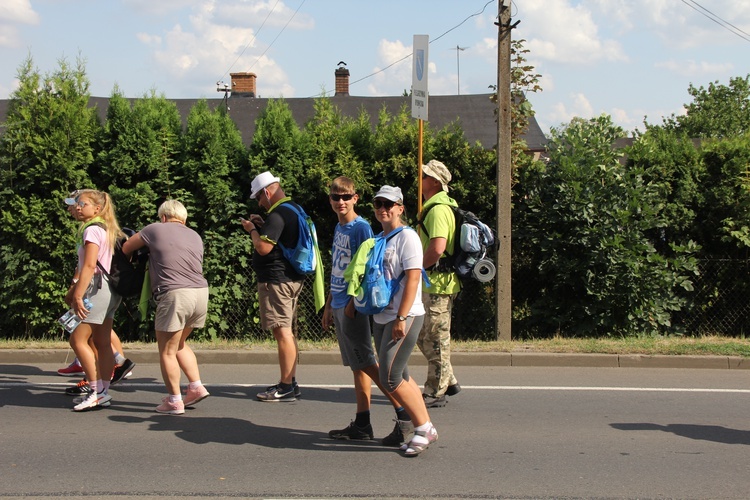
[334, 64, 349, 96]
[230, 72, 257, 97]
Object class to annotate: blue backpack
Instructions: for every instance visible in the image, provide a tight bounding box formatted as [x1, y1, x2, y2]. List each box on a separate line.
[353, 227, 407, 315]
[277, 202, 318, 275]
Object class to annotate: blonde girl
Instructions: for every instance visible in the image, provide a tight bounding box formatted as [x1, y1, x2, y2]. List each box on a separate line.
[64, 189, 123, 411]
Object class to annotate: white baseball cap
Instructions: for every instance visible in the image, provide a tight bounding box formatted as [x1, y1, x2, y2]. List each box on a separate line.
[250, 171, 280, 199]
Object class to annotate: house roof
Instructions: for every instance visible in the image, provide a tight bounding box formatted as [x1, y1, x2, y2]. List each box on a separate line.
[1, 93, 548, 152]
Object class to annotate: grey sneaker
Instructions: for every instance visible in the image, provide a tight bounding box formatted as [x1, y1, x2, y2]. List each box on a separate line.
[382, 419, 414, 447]
[257, 383, 296, 402]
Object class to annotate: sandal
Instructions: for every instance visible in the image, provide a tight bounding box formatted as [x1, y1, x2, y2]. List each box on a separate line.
[403, 425, 438, 457]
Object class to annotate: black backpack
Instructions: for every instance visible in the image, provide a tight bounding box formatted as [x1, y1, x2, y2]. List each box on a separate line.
[418, 204, 497, 282]
[96, 227, 149, 298]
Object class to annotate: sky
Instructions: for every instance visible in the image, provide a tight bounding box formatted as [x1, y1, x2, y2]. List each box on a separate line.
[1, 0, 749, 135]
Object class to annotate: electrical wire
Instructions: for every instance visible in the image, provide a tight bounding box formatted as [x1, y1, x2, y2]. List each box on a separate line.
[681, 0, 750, 43]
[311, 0, 495, 97]
[215, 0, 305, 86]
[217, 0, 281, 84]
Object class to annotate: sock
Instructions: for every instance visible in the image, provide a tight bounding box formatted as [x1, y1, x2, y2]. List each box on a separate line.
[395, 407, 410, 422]
[292, 377, 297, 385]
[354, 411, 371, 427]
[113, 352, 126, 365]
[410, 422, 433, 447]
[101, 380, 110, 393]
[188, 380, 202, 390]
[90, 380, 101, 393]
[73, 358, 82, 367]
[169, 394, 183, 403]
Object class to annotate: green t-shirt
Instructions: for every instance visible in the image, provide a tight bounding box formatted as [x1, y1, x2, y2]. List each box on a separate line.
[419, 192, 461, 295]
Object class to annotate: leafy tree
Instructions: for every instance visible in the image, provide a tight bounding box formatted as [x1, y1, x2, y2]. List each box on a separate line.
[513, 115, 698, 336]
[664, 75, 750, 139]
[0, 56, 100, 336]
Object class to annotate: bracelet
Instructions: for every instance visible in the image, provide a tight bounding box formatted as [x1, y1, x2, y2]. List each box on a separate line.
[250, 228, 258, 234]
[71, 278, 79, 285]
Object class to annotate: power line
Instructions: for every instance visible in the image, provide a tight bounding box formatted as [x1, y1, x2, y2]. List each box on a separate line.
[312, 0, 495, 97]
[215, 0, 305, 87]
[681, 0, 750, 43]
[217, 0, 282, 84]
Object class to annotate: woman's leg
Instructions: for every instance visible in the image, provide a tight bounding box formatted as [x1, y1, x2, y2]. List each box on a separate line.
[92, 318, 115, 390]
[157, 329, 183, 395]
[70, 323, 97, 382]
[175, 327, 201, 383]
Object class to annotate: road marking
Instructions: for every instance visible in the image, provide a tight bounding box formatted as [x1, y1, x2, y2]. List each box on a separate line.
[6, 382, 750, 393]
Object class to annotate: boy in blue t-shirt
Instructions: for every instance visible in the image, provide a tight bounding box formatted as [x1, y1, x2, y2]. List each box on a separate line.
[322, 176, 413, 446]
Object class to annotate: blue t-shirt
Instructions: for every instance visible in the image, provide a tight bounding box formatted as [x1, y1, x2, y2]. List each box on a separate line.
[330, 216, 373, 309]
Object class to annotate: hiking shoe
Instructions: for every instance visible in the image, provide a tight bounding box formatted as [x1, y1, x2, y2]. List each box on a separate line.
[57, 361, 84, 377]
[256, 383, 296, 402]
[156, 397, 185, 415]
[446, 383, 462, 396]
[65, 379, 92, 396]
[382, 419, 414, 447]
[184, 385, 210, 407]
[328, 421, 374, 440]
[110, 359, 135, 385]
[73, 391, 111, 412]
[403, 424, 439, 457]
[423, 394, 446, 408]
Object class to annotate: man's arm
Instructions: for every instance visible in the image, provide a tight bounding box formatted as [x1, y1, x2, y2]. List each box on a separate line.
[423, 237, 447, 269]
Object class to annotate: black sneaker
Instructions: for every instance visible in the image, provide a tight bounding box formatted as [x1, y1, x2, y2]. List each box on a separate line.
[446, 383, 462, 396]
[257, 383, 296, 402]
[329, 421, 374, 440]
[423, 394, 447, 408]
[293, 380, 302, 399]
[381, 419, 414, 447]
[111, 359, 136, 385]
[65, 379, 92, 396]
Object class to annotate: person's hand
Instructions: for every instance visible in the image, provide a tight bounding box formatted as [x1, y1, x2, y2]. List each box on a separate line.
[73, 296, 89, 319]
[240, 218, 256, 234]
[391, 318, 408, 341]
[249, 214, 264, 227]
[322, 304, 334, 330]
[344, 299, 356, 319]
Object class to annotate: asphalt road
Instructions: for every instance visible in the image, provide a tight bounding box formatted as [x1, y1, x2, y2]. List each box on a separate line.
[2, 360, 750, 499]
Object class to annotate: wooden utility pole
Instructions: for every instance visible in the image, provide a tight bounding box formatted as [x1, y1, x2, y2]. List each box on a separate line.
[495, 0, 512, 341]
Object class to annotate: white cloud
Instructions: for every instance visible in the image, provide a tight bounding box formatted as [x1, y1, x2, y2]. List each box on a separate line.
[515, 0, 628, 65]
[655, 59, 735, 77]
[0, 0, 38, 48]
[547, 92, 595, 127]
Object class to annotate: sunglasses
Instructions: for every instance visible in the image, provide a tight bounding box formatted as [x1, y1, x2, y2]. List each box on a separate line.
[373, 199, 400, 210]
[329, 193, 355, 202]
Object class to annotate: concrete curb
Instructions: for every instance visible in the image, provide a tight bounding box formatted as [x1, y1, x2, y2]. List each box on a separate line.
[1, 349, 748, 369]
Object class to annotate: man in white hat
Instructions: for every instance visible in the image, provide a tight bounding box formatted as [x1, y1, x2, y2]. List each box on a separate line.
[241, 171, 306, 402]
[416, 160, 462, 408]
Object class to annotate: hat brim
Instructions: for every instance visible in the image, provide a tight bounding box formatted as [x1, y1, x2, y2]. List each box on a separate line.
[250, 176, 280, 199]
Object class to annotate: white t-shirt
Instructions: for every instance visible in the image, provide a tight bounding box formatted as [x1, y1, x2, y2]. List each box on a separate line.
[373, 227, 425, 324]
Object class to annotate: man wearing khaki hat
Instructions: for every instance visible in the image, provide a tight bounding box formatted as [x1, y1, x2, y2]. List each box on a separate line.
[416, 160, 461, 408]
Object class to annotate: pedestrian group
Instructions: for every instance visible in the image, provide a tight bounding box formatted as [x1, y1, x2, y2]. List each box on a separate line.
[60, 161, 463, 458]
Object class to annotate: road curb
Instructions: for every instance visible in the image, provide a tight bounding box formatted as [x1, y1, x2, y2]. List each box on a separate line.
[1, 349, 748, 369]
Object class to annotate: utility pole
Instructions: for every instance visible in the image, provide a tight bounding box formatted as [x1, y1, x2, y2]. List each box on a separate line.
[495, 0, 512, 341]
[454, 45, 468, 95]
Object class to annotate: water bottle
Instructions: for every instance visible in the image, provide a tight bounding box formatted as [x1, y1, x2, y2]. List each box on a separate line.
[58, 298, 93, 334]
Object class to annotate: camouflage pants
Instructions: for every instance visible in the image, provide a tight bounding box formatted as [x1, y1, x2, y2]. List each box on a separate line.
[417, 292, 458, 397]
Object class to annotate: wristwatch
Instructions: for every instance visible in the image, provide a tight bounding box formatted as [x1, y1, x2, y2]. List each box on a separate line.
[396, 315, 407, 321]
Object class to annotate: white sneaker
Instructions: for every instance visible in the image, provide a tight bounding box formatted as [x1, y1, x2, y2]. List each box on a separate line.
[72, 394, 111, 407]
[73, 391, 112, 411]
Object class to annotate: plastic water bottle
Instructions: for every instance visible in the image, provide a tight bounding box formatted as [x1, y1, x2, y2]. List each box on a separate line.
[58, 298, 93, 334]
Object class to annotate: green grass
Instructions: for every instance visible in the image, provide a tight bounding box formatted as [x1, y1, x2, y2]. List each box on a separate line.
[3, 335, 750, 357]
